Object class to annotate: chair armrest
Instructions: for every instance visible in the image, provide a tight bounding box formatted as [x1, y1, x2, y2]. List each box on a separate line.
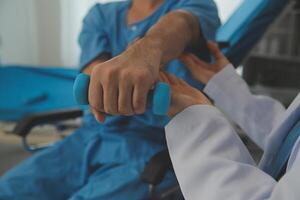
[140, 149, 173, 186]
[12, 108, 83, 137]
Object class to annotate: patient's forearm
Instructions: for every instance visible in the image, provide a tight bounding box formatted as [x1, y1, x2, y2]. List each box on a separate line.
[130, 11, 202, 68]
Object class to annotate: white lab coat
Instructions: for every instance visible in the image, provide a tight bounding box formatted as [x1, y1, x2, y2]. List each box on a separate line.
[165, 64, 300, 200]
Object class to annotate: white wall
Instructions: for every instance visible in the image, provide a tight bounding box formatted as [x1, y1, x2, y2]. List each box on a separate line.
[0, 0, 63, 66]
[35, 0, 62, 66]
[214, 0, 243, 23]
[0, 0, 38, 65]
[60, 0, 99, 67]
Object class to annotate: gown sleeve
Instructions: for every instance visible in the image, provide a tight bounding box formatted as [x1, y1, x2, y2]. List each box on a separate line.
[78, 4, 111, 71]
[171, 0, 221, 40]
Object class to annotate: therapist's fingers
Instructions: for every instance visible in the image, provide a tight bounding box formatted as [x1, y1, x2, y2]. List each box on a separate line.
[164, 73, 181, 85]
[178, 78, 189, 86]
[189, 54, 212, 70]
[159, 71, 170, 84]
[160, 72, 181, 88]
[207, 41, 230, 69]
[180, 54, 210, 84]
[181, 54, 206, 74]
[118, 80, 134, 115]
[207, 41, 224, 60]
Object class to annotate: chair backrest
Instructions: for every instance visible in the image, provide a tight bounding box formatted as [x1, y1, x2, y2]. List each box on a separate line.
[216, 0, 267, 44]
[216, 0, 290, 66]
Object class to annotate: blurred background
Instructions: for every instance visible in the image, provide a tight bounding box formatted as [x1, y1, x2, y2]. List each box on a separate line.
[0, 0, 242, 67]
[0, 0, 299, 178]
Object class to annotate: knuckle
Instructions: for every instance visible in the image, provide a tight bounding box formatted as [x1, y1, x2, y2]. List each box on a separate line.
[106, 69, 116, 80]
[120, 69, 130, 78]
[92, 65, 102, 75]
[119, 74, 128, 83]
[89, 99, 103, 111]
[134, 71, 148, 83]
[139, 71, 149, 80]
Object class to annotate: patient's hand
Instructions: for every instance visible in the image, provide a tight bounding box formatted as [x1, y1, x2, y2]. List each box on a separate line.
[159, 72, 212, 118]
[180, 41, 230, 84]
[89, 41, 161, 122]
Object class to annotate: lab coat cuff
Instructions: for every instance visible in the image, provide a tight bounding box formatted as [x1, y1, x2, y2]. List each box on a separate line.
[204, 64, 246, 101]
[204, 64, 236, 94]
[166, 105, 221, 137]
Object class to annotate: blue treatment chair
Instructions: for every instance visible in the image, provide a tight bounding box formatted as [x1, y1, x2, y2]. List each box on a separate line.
[216, 0, 290, 66]
[2, 0, 290, 199]
[0, 66, 80, 122]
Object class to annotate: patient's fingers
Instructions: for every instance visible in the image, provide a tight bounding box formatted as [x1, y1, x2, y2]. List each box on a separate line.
[118, 81, 134, 115]
[133, 83, 149, 114]
[90, 107, 106, 123]
[89, 75, 104, 113]
[103, 82, 118, 115]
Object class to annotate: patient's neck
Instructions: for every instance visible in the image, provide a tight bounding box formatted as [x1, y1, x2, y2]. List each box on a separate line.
[132, 0, 164, 10]
[127, 0, 164, 25]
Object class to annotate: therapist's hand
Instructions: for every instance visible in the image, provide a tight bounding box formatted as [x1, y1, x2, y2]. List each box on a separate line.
[89, 41, 161, 122]
[160, 72, 212, 118]
[180, 41, 230, 84]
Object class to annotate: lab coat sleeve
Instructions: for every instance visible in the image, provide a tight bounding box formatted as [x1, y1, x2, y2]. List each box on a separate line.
[165, 105, 300, 200]
[204, 64, 286, 150]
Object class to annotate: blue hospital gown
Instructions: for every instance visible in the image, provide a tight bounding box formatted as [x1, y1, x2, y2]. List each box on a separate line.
[0, 1, 220, 199]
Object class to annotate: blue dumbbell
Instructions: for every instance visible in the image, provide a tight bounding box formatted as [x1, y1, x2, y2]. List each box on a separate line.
[73, 73, 171, 116]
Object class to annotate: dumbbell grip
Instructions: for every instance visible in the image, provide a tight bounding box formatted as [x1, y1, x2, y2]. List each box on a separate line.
[73, 73, 171, 116]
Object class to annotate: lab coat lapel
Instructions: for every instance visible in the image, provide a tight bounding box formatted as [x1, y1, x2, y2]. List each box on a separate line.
[259, 93, 300, 172]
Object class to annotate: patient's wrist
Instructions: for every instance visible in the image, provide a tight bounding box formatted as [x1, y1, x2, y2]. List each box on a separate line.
[131, 36, 163, 70]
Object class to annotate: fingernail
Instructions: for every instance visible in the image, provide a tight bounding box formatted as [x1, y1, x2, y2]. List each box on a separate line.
[95, 117, 102, 123]
[95, 115, 104, 123]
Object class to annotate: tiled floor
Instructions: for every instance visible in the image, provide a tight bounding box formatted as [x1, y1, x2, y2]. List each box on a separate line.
[0, 127, 31, 176]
